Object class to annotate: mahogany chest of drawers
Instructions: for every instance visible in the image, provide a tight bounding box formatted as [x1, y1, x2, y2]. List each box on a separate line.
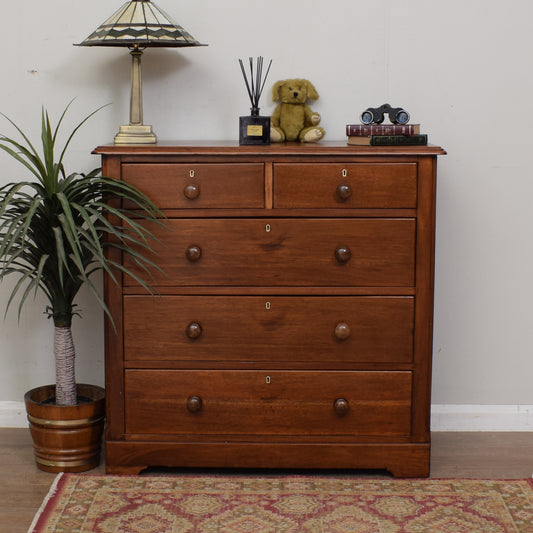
[95, 141, 445, 477]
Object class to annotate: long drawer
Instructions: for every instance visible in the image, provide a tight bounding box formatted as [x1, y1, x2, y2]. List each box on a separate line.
[123, 295, 414, 363]
[124, 370, 413, 437]
[124, 218, 415, 287]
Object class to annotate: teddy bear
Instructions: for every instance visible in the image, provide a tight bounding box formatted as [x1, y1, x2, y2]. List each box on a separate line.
[270, 79, 325, 142]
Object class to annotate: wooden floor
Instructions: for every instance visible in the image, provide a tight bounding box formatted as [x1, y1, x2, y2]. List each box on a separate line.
[2, 429, 533, 533]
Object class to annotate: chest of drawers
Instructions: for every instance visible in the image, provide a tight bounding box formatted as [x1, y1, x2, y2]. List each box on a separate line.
[95, 141, 445, 477]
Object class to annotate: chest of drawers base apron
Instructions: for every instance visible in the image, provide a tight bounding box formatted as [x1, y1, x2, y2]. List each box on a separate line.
[96, 142, 444, 478]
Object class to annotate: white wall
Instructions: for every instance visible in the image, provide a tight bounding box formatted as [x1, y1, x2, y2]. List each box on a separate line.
[1, 0, 533, 425]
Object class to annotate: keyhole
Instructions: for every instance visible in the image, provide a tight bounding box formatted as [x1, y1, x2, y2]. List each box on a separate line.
[265, 301, 271, 310]
[342, 169, 347, 177]
[266, 376, 271, 384]
[189, 170, 195, 178]
[265, 224, 271, 232]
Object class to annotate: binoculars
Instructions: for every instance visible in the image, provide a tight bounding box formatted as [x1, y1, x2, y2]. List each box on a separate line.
[360, 104, 410, 125]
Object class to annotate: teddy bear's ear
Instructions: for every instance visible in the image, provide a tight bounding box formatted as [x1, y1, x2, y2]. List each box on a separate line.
[272, 80, 285, 102]
[304, 80, 319, 100]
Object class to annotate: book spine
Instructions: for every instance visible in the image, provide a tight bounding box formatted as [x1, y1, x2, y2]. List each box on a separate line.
[370, 134, 428, 146]
[346, 124, 419, 136]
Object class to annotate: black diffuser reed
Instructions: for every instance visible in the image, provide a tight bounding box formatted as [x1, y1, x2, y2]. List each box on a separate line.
[239, 56, 272, 145]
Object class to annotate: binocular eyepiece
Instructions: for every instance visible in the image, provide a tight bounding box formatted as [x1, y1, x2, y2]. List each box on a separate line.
[360, 104, 410, 125]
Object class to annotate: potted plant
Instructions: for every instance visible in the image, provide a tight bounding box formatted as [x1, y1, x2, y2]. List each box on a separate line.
[0, 102, 162, 472]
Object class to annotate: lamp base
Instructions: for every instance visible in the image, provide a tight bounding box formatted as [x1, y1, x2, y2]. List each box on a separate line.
[114, 124, 157, 144]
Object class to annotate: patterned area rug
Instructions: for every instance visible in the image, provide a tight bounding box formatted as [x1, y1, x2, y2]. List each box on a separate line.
[29, 473, 533, 532]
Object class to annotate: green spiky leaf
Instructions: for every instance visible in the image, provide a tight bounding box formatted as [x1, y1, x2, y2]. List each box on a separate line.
[0, 103, 165, 329]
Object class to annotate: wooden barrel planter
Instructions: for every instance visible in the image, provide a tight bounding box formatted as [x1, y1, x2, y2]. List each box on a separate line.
[24, 384, 105, 473]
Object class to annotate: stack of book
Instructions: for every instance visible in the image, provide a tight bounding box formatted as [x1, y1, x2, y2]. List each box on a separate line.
[346, 123, 428, 146]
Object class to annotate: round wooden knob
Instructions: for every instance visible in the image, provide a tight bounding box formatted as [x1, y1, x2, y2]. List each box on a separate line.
[185, 245, 202, 262]
[335, 246, 352, 263]
[336, 184, 352, 201]
[334, 398, 350, 416]
[183, 183, 200, 200]
[186, 395, 203, 413]
[186, 322, 202, 339]
[334, 322, 351, 341]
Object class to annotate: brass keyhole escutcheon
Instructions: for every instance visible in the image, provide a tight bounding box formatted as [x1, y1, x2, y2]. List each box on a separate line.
[265, 301, 271, 310]
[266, 376, 271, 384]
[189, 169, 195, 178]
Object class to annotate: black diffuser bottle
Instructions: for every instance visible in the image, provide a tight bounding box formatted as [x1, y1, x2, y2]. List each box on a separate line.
[239, 57, 272, 145]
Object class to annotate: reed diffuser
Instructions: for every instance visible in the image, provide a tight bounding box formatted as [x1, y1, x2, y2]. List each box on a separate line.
[238, 56, 272, 145]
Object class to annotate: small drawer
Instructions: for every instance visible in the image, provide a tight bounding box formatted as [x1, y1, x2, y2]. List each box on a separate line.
[121, 163, 264, 208]
[273, 163, 417, 208]
[124, 295, 414, 364]
[123, 218, 415, 287]
[124, 370, 413, 437]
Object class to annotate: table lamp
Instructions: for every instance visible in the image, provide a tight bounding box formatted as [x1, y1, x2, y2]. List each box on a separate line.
[76, 0, 205, 144]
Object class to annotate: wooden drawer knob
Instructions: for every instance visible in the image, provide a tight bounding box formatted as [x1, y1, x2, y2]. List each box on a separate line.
[183, 183, 200, 200]
[334, 322, 351, 341]
[186, 395, 203, 413]
[334, 398, 350, 416]
[185, 245, 202, 262]
[335, 246, 352, 263]
[186, 322, 202, 339]
[336, 184, 352, 201]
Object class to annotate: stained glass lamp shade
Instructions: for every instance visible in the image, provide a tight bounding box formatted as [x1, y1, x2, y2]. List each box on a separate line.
[77, 0, 205, 144]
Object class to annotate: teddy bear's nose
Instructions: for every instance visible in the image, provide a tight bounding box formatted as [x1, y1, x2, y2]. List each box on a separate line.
[293, 91, 299, 98]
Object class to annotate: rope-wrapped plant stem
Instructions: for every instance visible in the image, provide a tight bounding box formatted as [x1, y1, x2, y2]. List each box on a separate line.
[54, 326, 77, 406]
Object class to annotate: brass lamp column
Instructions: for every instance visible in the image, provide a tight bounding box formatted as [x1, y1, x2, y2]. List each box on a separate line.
[115, 44, 156, 144]
[76, 0, 205, 144]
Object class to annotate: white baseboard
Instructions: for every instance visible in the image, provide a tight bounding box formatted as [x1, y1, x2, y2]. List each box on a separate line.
[1, 401, 533, 431]
[430, 404, 533, 431]
[0, 401, 27, 427]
